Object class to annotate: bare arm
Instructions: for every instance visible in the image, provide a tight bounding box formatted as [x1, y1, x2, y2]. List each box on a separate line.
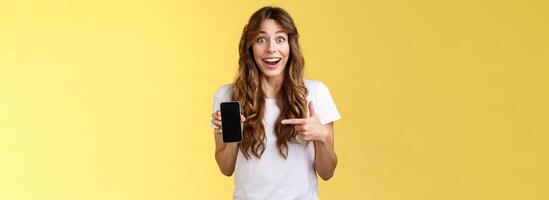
[214, 134, 239, 176]
[281, 101, 338, 181]
[314, 123, 337, 180]
[211, 111, 245, 176]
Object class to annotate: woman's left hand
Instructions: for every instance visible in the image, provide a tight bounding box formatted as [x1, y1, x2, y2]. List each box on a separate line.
[281, 101, 329, 143]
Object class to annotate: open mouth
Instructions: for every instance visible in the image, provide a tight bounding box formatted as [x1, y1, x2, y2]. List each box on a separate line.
[262, 57, 282, 67]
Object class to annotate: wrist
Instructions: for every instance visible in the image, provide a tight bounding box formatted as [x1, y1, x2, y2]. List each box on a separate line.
[317, 126, 331, 145]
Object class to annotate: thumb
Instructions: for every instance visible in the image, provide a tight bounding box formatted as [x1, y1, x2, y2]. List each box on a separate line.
[308, 101, 317, 117]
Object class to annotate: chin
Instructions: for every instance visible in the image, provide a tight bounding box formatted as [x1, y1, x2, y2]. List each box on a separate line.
[260, 67, 284, 78]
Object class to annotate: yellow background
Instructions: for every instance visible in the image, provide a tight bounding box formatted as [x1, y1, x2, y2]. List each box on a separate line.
[1, 0, 548, 199]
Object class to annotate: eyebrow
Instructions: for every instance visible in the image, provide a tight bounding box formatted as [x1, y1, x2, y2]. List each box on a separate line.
[258, 30, 287, 34]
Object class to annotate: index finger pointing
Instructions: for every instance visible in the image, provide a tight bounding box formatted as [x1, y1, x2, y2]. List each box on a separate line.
[281, 118, 307, 125]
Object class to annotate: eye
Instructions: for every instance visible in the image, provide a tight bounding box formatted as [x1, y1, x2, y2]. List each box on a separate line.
[276, 37, 286, 43]
[256, 37, 266, 43]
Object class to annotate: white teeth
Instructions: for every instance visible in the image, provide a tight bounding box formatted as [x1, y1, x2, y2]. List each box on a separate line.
[263, 58, 281, 62]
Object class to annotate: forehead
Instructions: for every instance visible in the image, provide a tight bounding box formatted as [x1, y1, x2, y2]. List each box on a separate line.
[258, 19, 286, 34]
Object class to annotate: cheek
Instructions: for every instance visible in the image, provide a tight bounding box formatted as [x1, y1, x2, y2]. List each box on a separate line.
[281, 45, 291, 65]
[252, 44, 262, 61]
[281, 43, 290, 58]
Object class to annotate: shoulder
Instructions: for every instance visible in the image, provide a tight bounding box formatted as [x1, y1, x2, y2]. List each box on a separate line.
[305, 79, 331, 96]
[213, 83, 233, 100]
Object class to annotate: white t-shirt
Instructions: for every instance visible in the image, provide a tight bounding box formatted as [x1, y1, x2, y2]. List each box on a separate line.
[210, 79, 342, 200]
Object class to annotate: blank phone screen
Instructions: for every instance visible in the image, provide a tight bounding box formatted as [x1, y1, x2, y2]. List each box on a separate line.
[220, 102, 242, 143]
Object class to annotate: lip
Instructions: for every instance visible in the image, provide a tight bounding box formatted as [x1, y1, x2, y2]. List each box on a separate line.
[262, 57, 282, 70]
[264, 61, 278, 70]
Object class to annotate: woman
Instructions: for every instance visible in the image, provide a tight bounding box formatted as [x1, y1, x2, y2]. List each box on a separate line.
[210, 6, 341, 200]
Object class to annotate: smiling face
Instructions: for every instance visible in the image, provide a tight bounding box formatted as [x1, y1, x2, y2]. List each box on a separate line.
[252, 19, 290, 79]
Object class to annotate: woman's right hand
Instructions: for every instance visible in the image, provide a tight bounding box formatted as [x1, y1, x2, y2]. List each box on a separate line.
[211, 110, 246, 134]
[211, 110, 245, 176]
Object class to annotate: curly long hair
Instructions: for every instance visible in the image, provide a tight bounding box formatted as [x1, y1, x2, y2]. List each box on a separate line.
[231, 6, 308, 160]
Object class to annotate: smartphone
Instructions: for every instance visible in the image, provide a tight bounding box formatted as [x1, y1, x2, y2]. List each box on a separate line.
[220, 101, 243, 143]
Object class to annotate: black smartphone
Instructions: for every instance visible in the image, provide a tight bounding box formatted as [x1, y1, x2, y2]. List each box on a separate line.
[220, 101, 243, 143]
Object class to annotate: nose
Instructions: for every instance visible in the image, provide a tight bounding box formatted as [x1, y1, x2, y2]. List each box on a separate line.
[267, 39, 277, 54]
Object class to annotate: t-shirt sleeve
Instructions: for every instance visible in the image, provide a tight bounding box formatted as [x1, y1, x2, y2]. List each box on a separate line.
[210, 85, 231, 128]
[311, 81, 342, 125]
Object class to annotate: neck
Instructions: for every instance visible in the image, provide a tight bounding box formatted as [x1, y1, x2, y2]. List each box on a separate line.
[260, 75, 283, 99]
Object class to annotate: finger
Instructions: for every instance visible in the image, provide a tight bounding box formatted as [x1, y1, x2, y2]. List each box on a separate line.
[211, 118, 222, 127]
[281, 118, 307, 125]
[241, 115, 246, 122]
[295, 125, 306, 132]
[212, 111, 221, 121]
[214, 127, 222, 134]
[297, 130, 308, 136]
[297, 132, 311, 141]
[215, 112, 222, 121]
[308, 101, 317, 117]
